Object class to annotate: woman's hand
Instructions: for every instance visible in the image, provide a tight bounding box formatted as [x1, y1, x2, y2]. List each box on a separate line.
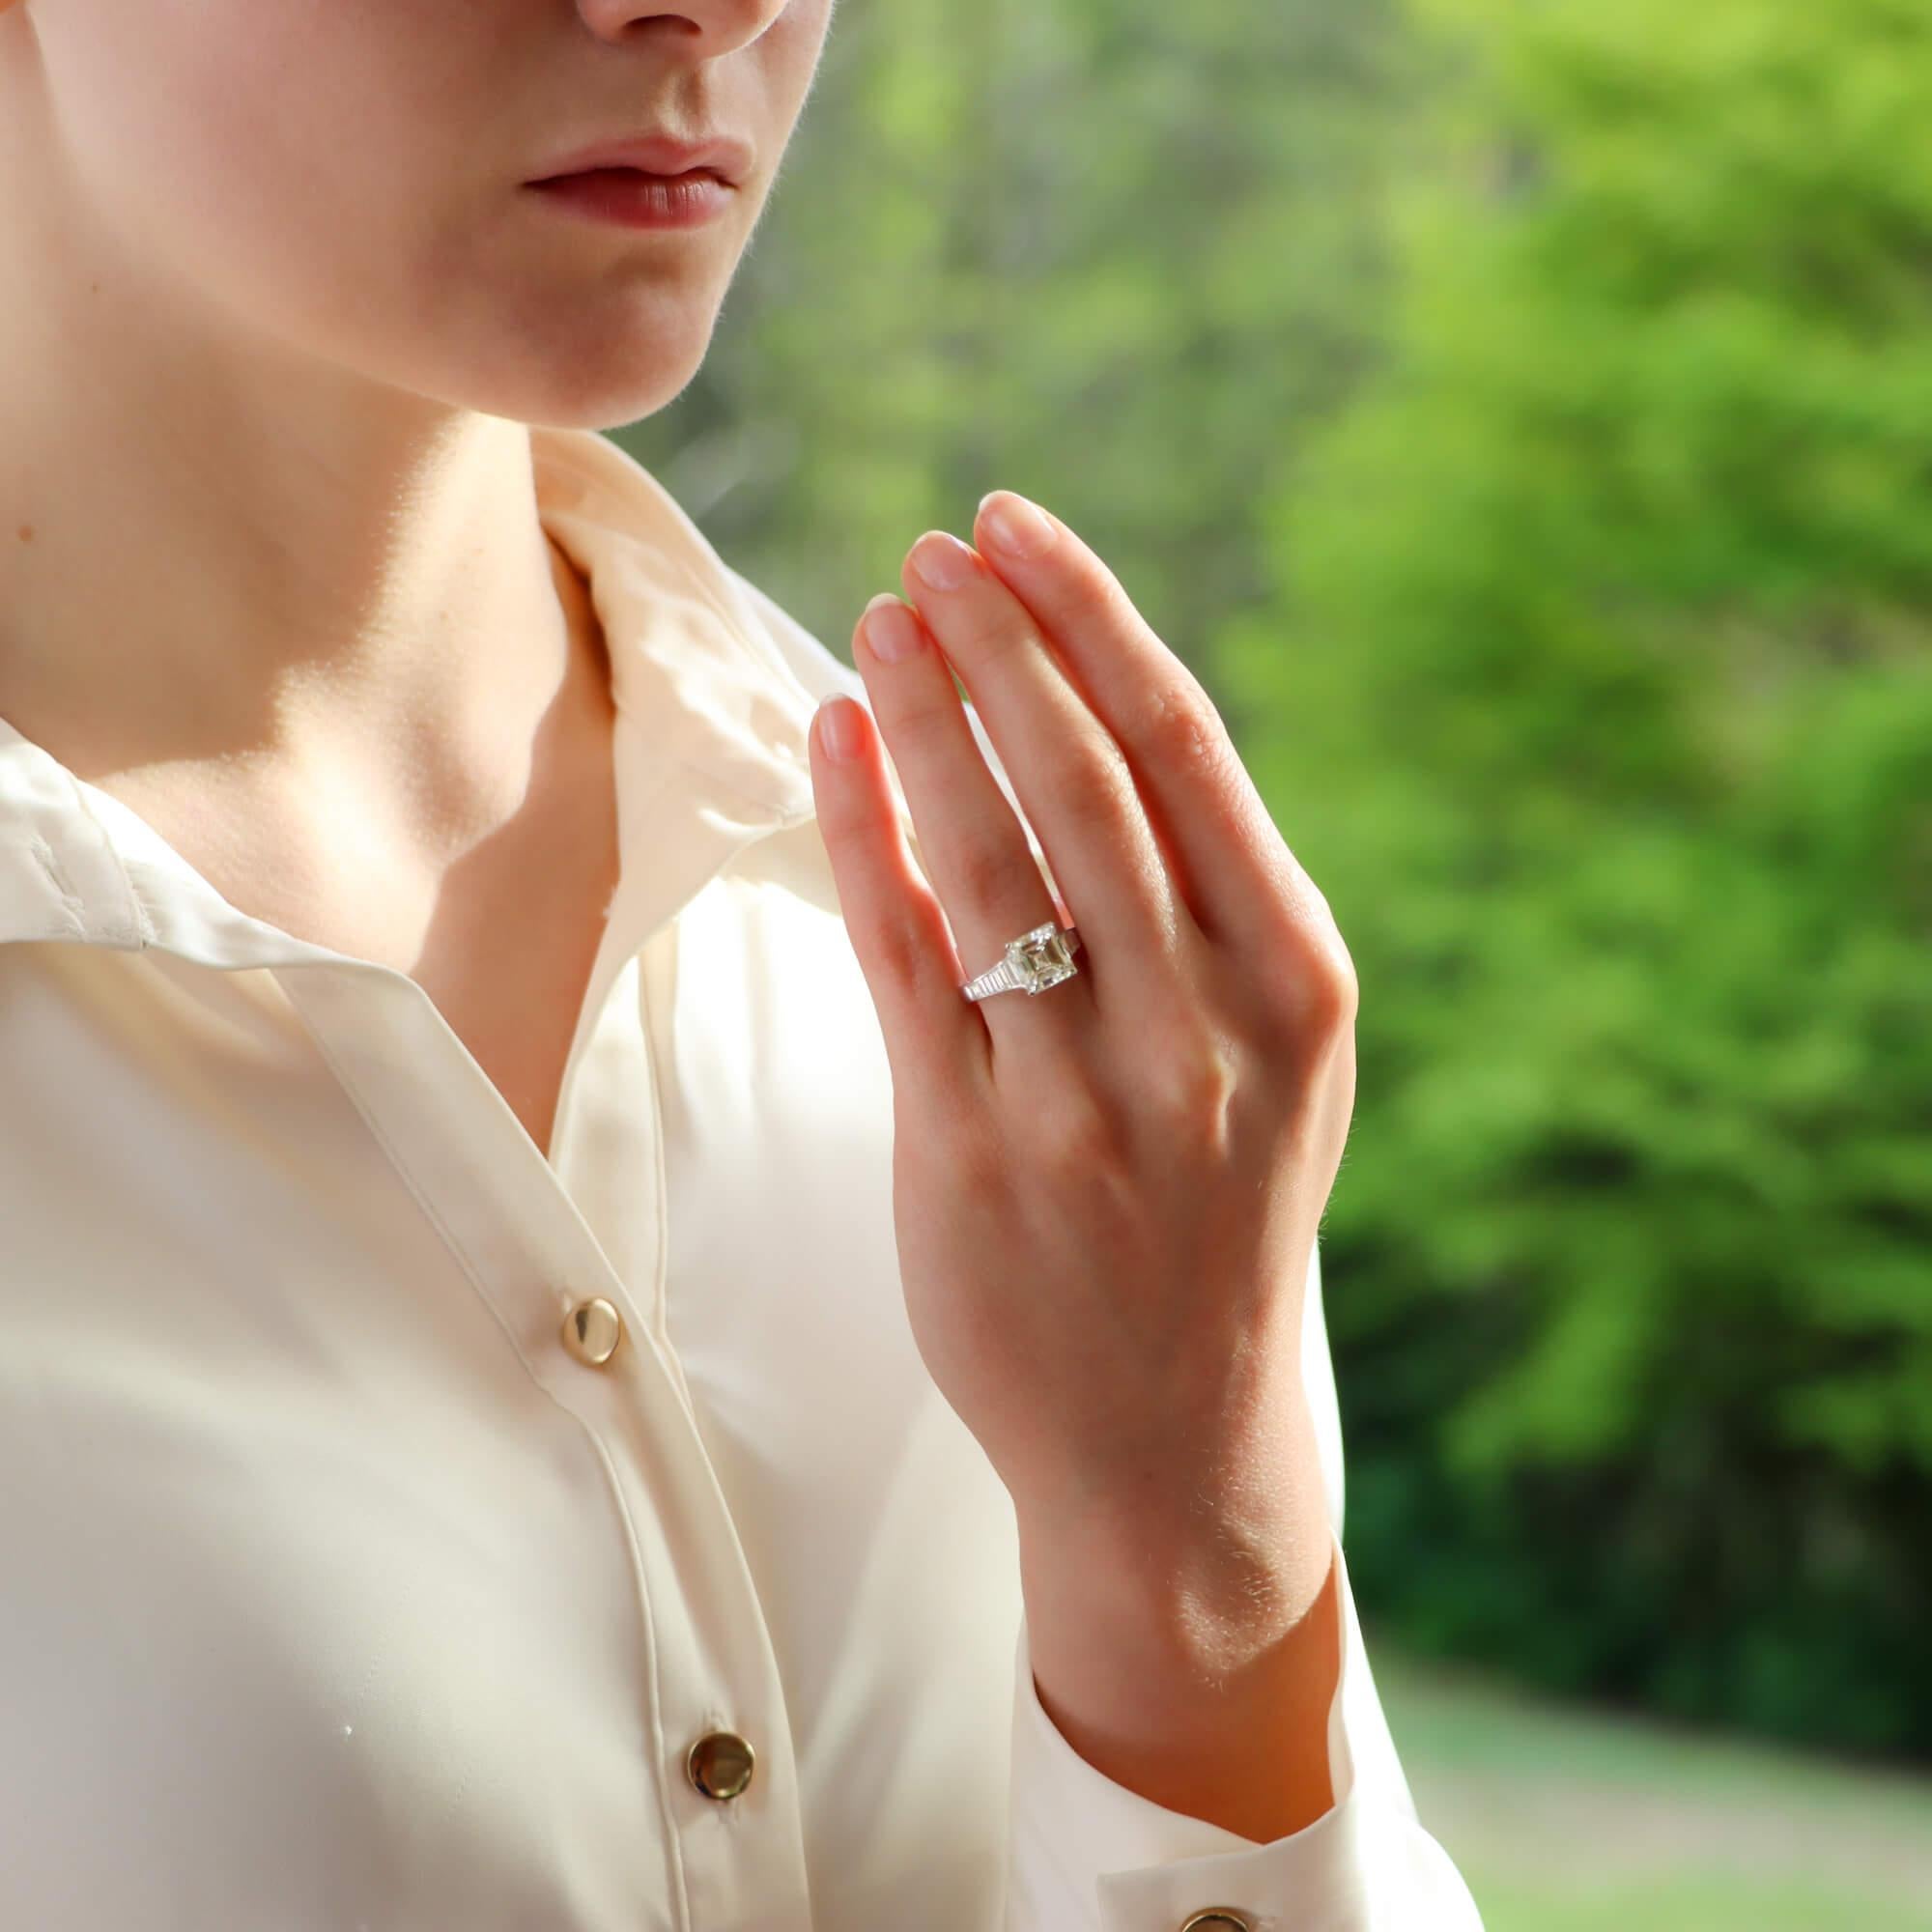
[807, 490, 1358, 1612]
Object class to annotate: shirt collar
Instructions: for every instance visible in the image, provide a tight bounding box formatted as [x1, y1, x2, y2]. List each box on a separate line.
[0, 425, 826, 963]
[530, 423, 820, 822]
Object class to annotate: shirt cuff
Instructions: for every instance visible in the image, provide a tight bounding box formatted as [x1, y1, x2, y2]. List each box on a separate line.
[1002, 1525, 1487, 1932]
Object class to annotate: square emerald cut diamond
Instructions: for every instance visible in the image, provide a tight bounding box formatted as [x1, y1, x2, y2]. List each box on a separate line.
[1009, 923, 1077, 994]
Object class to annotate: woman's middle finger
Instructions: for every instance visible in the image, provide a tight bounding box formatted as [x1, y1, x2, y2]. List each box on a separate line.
[890, 530, 1189, 993]
[852, 587, 1082, 1037]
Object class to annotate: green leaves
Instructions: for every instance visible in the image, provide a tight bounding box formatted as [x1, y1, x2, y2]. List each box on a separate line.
[1235, 0, 1932, 1755]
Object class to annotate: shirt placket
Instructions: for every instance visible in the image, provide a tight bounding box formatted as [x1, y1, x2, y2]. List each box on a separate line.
[258, 756, 821, 1932]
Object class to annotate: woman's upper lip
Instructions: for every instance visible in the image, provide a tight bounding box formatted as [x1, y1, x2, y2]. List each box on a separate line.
[526, 131, 753, 187]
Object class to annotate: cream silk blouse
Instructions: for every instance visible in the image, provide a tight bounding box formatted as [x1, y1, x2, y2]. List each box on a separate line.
[0, 424, 1484, 1931]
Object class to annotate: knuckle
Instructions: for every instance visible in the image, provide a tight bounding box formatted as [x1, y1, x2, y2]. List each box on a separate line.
[1318, 945, 1361, 1028]
[1039, 738, 1132, 832]
[862, 915, 927, 996]
[1134, 680, 1231, 779]
[952, 832, 1042, 917]
[1028, 1083, 1124, 1174]
[1295, 927, 1360, 1034]
[1245, 902, 1357, 1045]
[1149, 1030, 1242, 1141]
[966, 611, 1039, 673]
[890, 685, 970, 756]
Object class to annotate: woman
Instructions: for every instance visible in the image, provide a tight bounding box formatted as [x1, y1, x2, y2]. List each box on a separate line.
[0, 3, 1484, 1927]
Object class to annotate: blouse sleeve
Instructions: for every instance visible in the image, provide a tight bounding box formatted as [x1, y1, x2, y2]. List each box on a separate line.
[1000, 1250, 1487, 1931]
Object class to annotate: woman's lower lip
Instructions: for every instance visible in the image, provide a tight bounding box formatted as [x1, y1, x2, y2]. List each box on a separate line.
[525, 166, 733, 229]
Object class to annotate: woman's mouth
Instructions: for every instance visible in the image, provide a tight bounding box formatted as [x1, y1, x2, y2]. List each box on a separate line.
[524, 166, 734, 231]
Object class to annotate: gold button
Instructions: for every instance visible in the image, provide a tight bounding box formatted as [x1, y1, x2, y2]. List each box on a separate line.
[686, 1729, 755, 1801]
[1180, 1916, 1252, 1932]
[560, 1296, 623, 1366]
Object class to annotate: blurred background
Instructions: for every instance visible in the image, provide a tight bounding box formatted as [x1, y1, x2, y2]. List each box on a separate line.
[620, 1, 1932, 1924]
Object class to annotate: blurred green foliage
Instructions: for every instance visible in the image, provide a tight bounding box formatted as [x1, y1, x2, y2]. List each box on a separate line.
[631, 0, 1932, 1759]
[1230, 0, 1932, 1756]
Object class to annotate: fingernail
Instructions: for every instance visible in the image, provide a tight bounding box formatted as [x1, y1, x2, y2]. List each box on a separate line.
[979, 491, 1057, 561]
[863, 593, 924, 663]
[911, 530, 977, 591]
[816, 696, 863, 762]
